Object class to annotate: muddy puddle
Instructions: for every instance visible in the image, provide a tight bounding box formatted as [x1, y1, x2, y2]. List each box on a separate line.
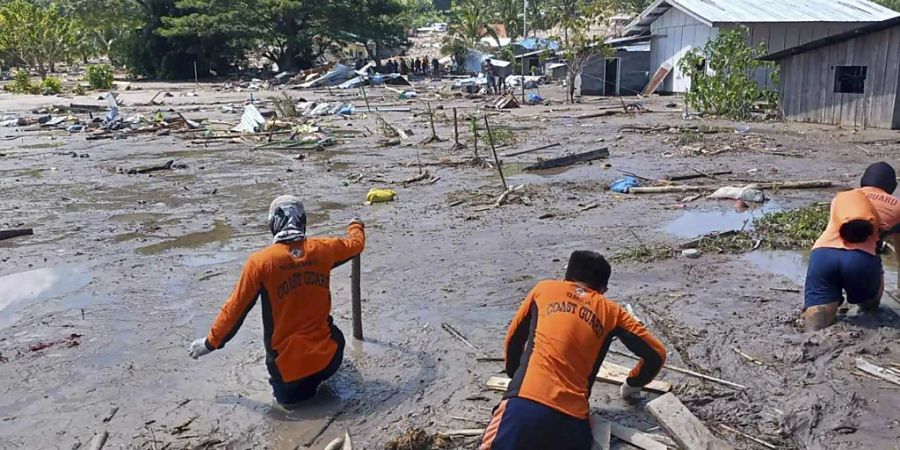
[663, 201, 782, 238]
[136, 219, 234, 255]
[0, 266, 92, 328]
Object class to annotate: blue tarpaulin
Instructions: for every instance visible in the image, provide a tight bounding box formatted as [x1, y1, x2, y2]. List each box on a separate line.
[609, 176, 640, 193]
[516, 37, 560, 51]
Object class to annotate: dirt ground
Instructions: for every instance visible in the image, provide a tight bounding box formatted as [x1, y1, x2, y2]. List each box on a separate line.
[1, 76, 900, 450]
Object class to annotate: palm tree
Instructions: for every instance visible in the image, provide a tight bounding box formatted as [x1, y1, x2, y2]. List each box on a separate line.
[447, 0, 500, 47]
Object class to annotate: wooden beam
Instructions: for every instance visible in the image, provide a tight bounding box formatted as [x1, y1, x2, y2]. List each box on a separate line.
[485, 362, 671, 394]
[0, 228, 33, 241]
[523, 148, 609, 171]
[645, 393, 733, 450]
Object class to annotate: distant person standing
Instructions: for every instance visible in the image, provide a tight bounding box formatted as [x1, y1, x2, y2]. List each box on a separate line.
[413, 58, 421, 75]
[432, 57, 441, 78]
[400, 59, 409, 75]
[483, 59, 498, 95]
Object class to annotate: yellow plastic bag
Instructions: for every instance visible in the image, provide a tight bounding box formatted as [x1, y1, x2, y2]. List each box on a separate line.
[365, 188, 397, 205]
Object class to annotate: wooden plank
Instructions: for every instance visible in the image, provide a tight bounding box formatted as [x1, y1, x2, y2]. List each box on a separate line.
[817, 46, 830, 124]
[485, 362, 671, 394]
[590, 418, 611, 450]
[646, 393, 733, 450]
[856, 358, 900, 387]
[886, 27, 900, 129]
[643, 64, 672, 95]
[523, 148, 609, 171]
[608, 421, 669, 450]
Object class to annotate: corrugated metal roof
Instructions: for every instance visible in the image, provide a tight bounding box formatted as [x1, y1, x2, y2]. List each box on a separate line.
[627, 0, 899, 35]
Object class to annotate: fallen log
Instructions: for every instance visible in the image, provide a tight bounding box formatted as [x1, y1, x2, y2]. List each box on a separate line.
[0, 228, 33, 241]
[524, 148, 609, 171]
[501, 142, 561, 157]
[87, 431, 109, 450]
[646, 393, 734, 450]
[576, 110, 618, 120]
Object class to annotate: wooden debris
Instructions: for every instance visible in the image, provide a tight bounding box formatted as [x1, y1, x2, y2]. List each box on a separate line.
[856, 358, 900, 387]
[609, 349, 747, 390]
[0, 228, 33, 242]
[485, 361, 671, 394]
[87, 431, 109, 450]
[646, 393, 733, 450]
[442, 323, 477, 350]
[524, 148, 609, 171]
[501, 142, 561, 158]
[102, 406, 119, 423]
[579, 203, 600, 212]
[439, 429, 484, 437]
[719, 424, 778, 450]
[590, 418, 611, 450]
[125, 160, 175, 175]
[403, 170, 431, 186]
[643, 63, 672, 95]
[494, 94, 519, 109]
[608, 421, 668, 450]
[733, 347, 765, 366]
[576, 110, 619, 120]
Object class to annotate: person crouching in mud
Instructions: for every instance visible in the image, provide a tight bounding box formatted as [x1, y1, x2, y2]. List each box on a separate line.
[188, 195, 365, 407]
[804, 162, 900, 331]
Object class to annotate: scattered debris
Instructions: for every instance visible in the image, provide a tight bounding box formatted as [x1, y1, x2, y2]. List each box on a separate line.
[855, 358, 900, 387]
[626, 180, 832, 194]
[87, 430, 109, 450]
[493, 94, 519, 109]
[231, 105, 267, 133]
[385, 428, 451, 450]
[708, 185, 766, 203]
[719, 424, 778, 450]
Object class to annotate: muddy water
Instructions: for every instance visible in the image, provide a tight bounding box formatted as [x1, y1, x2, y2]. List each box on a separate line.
[662, 201, 782, 238]
[136, 219, 234, 255]
[0, 266, 92, 328]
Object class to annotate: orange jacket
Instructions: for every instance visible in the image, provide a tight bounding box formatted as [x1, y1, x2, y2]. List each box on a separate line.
[206, 223, 365, 383]
[504, 280, 666, 419]
[813, 187, 900, 255]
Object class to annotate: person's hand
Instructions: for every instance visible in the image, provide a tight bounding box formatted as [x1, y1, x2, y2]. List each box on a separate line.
[188, 338, 212, 359]
[620, 381, 641, 400]
[349, 217, 364, 227]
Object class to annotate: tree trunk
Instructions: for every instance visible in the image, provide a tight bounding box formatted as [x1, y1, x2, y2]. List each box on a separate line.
[279, 13, 301, 72]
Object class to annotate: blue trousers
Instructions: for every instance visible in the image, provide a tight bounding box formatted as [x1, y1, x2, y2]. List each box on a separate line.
[480, 397, 592, 450]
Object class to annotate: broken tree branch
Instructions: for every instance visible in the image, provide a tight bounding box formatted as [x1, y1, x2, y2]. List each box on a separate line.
[483, 115, 508, 191]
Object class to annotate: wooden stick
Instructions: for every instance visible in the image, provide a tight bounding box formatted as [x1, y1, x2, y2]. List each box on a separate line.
[351, 255, 362, 340]
[856, 358, 900, 387]
[501, 142, 561, 157]
[483, 115, 509, 191]
[609, 349, 747, 390]
[438, 429, 484, 437]
[87, 431, 109, 450]
[442, 322, 477, 350]
[471, 115, 479, 159]
[666, 170, 733, 182]
[732, 347, 764, 366]
[0, 228, 33, 241]
[427, 101, 437, 140]
[719, 424, 778, 450]
[359, 85, 372, 112]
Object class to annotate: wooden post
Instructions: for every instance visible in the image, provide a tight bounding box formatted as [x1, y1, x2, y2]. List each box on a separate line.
[483, 114, 509, 191]
[360, 85, 372, 112]
[193, 61, 199, 89]
[471, 115, 479, 159]
[427, 101, 437, 139]
[453, 107, 460, 147]
[351, 255, 363, 340]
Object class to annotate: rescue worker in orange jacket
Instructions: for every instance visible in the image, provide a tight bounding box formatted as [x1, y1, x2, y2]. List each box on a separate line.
[804, 162, 900, 331]
[481, 251, 667, 450]
[188, 195, 365, 406]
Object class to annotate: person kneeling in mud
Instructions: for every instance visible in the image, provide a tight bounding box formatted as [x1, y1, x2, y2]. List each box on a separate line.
[187, 195, 365, 407]
[804, 162, 900, 331]
[481, 251, 667, 450]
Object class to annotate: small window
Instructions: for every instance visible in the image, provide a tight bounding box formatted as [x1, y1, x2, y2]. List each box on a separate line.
[834, 66, 867, 94]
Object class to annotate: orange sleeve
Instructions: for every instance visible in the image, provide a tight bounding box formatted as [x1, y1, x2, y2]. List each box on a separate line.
[206, 257, 263, 350]
[611, 305, 667, 387]
[504, 288, 537, 377]
[326, 223, 366, 268]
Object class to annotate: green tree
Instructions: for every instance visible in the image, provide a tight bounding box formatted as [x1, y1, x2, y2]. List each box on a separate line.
[446, 0, 500, 47]
[546, 0, 614, 102]
[340, 0, 410, 69]
[0, 0, 78, 77]
[678, 28, 778, 119]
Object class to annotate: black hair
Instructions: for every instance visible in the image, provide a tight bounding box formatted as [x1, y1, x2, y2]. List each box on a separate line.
[861, 162, 897, 194]
[840, 219, 874, 244]
[565, 251, 611, 291]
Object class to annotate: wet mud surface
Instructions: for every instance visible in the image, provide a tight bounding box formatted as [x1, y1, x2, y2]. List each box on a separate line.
[1, 82, 900, 449]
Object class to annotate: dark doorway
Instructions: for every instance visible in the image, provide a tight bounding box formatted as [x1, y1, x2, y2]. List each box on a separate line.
[604, 58, 620, 96]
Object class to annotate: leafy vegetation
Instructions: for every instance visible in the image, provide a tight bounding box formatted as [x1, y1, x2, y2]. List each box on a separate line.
[4, 69, 39, 94]
[85, 64, 114, 90]
[874, 0, 900, 11]
[678, 28, 778, 119]
[41, 76, 63, 95]
[0, 0, 77, 78]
